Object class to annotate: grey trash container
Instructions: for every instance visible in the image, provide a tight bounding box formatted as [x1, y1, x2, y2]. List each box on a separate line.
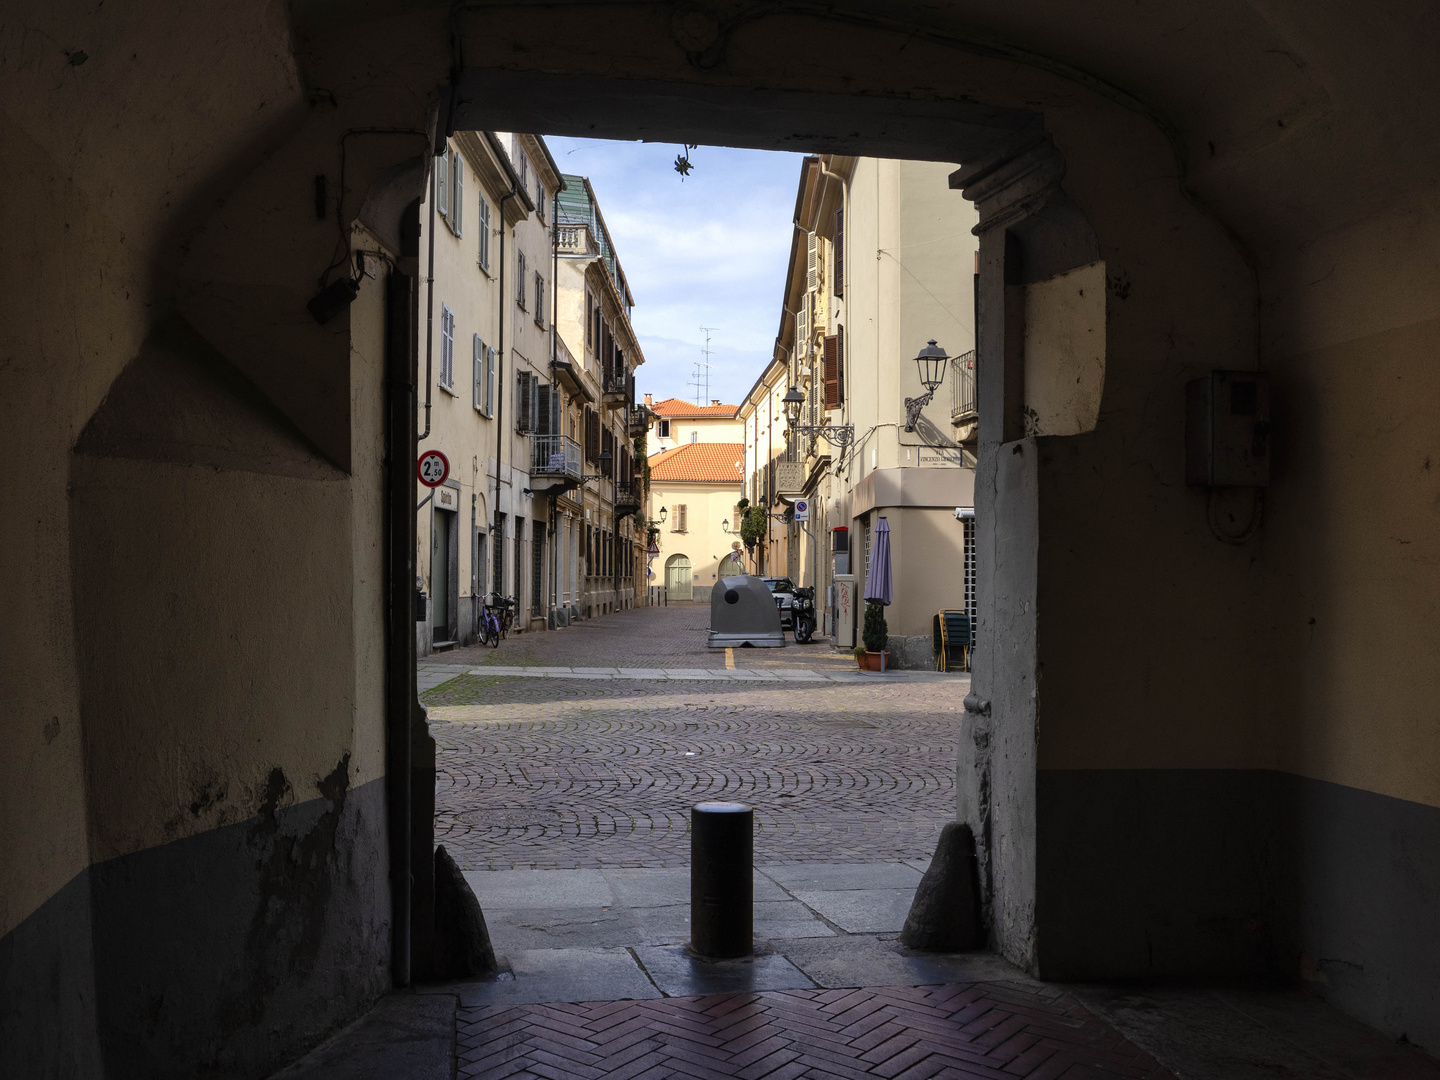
[707, 575, 785, 648]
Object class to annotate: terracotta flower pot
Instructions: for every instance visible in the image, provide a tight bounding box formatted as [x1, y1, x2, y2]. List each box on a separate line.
[860, 650, 889, 671]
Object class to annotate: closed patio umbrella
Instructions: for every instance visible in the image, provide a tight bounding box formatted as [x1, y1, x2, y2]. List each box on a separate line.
[864, 518, 893, 669]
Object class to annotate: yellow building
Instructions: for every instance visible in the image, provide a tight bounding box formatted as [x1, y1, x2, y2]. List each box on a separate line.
[646, 442, 746, 602]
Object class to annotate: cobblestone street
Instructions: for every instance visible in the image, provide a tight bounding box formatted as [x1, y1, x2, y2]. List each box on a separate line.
[422, 604, 966, 870]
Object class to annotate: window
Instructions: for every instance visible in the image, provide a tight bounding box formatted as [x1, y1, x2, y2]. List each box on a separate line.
[477, 194, 491, 272]
[690, 430, 698, 444]
[513, 518, 525, 613]
[806, 231, 817, 291]
[439, 305, 455, 390]
[585, 293, 594, 346]
[657, 418, 670, 439]
[516, 370, 539, 433]
[448, 150, 463, 237]
[833, 208, 844, 297]
[671, 504, 688, 533]
[534, 271, 545, 327]
[473, 334, 495, 416]
[516, 250, 527, 309]
[963, 517, 976, 641]
[536, 178, 545, 220]
[436, 147, 448, 221]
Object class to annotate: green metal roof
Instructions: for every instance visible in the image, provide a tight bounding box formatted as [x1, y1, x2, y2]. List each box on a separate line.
[558, 173, 632, 309]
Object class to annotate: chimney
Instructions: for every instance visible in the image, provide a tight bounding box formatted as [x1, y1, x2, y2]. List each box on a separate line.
[644, 393, 652, 406]
[711, 399, 720, 406]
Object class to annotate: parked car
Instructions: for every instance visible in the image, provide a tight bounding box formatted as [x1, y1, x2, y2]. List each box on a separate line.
[762, 576, 796, 627]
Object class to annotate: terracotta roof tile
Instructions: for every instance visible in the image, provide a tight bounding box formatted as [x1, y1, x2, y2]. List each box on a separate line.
[648, 442, 745, 483]
[649, 397, 739, 418]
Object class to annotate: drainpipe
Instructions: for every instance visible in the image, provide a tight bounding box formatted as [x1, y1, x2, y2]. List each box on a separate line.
[419, 158, 437, 441]
[384, 241, 417, 987]
[493, 186, 519, 581]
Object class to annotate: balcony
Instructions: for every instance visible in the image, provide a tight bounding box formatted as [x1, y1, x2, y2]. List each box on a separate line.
[613, 477, 642, 518]
[529, 434, 583, 488]
[949, 349, 978, 442]
[601, 366, 631, 410]
[556, 223, 596, 256]
[627, 404, 650, 437]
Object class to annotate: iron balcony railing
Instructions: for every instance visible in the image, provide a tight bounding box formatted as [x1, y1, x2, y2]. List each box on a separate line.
[530, 434, 583, 481]
[613, 476, 642, 514]
[950, 349, 978, 424]
[601, 365, 631, 399]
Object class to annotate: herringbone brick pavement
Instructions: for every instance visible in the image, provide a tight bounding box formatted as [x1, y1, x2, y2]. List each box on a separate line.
[456, 982, 1175, 1080]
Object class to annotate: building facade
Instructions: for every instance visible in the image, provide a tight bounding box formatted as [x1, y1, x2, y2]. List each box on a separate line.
[646, 442, 746, 603]
[416, 140, 647, 653]
[766, 155, 980, 666]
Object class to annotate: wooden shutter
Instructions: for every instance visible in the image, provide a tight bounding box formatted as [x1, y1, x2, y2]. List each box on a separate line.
[478, 196, 490, 269]
[836, 324, 845, 407]
[806, 231, 817, 291]
[452, 152, 463, 236]
[517, 370, 533, 432]
[678, 504, 687, 532]
[823, 334, 840, 409]
[833, 208, 844, 297]
[517, 251, 526, 306]
[535, 383, 552, 435]
[480, 336, 492, 411]
[436, 147, 448, 219]
[486, 346, 496, 415]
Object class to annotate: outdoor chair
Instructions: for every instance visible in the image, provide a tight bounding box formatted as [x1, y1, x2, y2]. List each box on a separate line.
[933, 610, 972, 672]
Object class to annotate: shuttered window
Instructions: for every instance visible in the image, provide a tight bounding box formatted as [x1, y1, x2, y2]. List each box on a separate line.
[672, 504, 688, 533]
[439, 305, 455, 390]
[437, 148, 448, 220]
[837, 324, 845, 407]
[534, 272, 545, 326]
[450, 151, 463, 237]
[833, 208, 844, 297]
[823, 333, 839, 409]
[516, 250, 527, 308]
[584, 408, 600, 463]
[796, 296, 810, 362]
[516, 370, 537, 433]
[486, 346, 496, 416]
[480, 334, 492, 414]
[806, 231, 817, 291]
[477, 195, 491, 272]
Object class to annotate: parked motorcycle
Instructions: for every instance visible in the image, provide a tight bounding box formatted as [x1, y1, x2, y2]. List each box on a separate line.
[792, 586, 816, 643]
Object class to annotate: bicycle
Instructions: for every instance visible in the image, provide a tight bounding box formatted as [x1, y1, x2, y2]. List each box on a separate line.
[479, 595, 516, 648]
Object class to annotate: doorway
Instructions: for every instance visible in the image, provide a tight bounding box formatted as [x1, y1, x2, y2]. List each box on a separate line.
[664, 554, 693, 601]
[432, 508, 457, 644]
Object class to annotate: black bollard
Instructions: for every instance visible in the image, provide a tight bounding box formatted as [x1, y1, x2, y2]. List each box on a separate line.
[690, 801, 753, 958]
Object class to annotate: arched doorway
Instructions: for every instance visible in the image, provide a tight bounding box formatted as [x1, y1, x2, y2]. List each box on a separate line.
[664, 554, 693, 601]
[719, 548, 745, 577]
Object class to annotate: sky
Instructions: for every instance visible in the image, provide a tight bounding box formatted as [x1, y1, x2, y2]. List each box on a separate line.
[546, 137, 804, 409]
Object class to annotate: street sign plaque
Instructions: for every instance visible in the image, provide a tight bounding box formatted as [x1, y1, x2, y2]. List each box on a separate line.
[417, 450, 449, 488]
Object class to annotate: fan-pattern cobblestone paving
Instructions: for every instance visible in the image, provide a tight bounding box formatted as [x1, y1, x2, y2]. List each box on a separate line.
[429, 675, 961, 870]
[455, 982, 1175, 1080]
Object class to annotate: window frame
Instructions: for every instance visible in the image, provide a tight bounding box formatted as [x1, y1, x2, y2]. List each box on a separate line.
[516, 249, 527, 309]
[534, 271, 545, 327]
[477, 194, 491, 273]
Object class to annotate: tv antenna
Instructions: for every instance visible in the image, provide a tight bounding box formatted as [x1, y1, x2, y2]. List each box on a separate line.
[693, 326, 718, 404]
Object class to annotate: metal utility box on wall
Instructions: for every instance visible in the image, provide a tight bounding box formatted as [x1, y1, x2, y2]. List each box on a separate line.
[832, 575, 857, 649]
[832, 526, 850, 576]
[1186, 370, 1271, 487]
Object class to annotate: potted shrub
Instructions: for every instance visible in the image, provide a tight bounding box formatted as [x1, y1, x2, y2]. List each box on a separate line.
[861, 600, 889, 671]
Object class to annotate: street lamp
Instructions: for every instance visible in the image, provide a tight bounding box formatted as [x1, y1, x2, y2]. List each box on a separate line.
[904, 340, 950, 432]
[782, 384, 854, 450]
[580, 447, 612, 484]
[721, 518, 730, 533]
[658, 506, 668, 525]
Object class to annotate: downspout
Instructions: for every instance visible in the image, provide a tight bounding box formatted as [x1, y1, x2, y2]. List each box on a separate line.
[550, 185, 561, 621]
[384, 215, 418, 987]
[419, 158, 437, 441]
[493, 186, 519, 571]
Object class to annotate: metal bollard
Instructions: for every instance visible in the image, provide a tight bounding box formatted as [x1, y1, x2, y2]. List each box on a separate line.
[690, 801, 753, 958]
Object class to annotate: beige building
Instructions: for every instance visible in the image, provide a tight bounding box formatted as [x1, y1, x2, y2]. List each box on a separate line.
[553, 173, 646, 622]
[767, 155, 980, 666]
[646, 396, 743, 453]
[415, 130, 564, 652]
[647, 441, 746, 602]
[737, 358, 795, 577]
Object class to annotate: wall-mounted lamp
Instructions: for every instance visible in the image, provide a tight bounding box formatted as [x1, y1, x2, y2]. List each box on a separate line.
[307, 276, 360, 325]
[658, 505, 668, 525]
[904, 340, 949, 432]
[782, 385, 853, 449]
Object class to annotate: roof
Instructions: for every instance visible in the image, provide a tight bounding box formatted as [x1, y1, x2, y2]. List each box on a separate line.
[648, 442, 745, 484]
[649, 397, 740, 418]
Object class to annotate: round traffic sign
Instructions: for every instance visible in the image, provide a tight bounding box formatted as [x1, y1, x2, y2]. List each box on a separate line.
[417, 449, 449, 488]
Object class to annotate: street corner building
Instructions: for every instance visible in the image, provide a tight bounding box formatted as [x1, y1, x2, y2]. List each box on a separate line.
[645, 417, 746, 604]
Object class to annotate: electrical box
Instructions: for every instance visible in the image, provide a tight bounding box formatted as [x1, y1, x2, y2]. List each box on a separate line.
[832, 526, 850, 576]
[832, 575, 857, 649]
[1186, 371, 1270, 487]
